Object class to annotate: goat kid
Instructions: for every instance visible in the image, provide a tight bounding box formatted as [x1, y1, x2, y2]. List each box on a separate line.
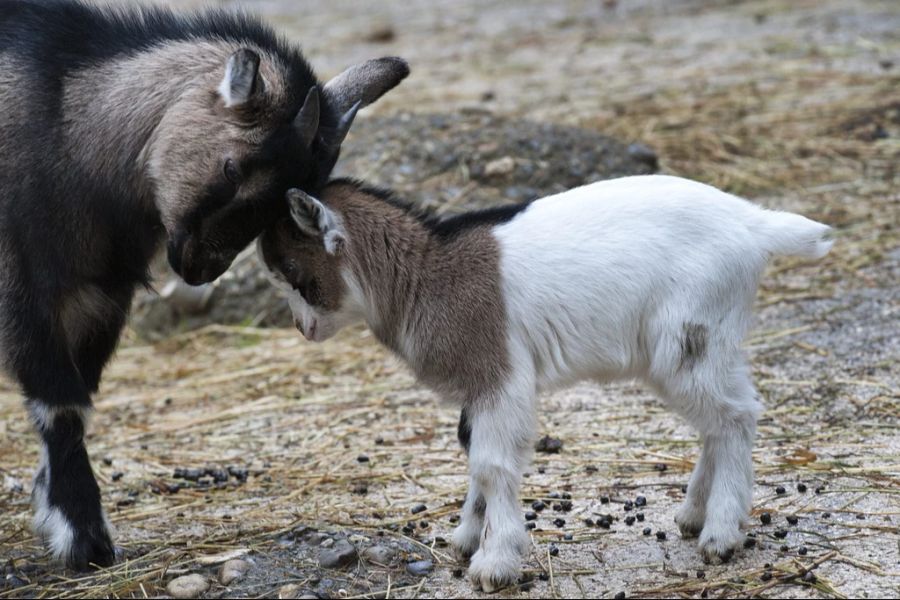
[1, 0, 407, 569]
[258, 176, 833, 591]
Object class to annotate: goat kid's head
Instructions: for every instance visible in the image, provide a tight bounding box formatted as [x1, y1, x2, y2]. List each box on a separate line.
[152, 49, 408, 285]
[258, 188, 361, 342]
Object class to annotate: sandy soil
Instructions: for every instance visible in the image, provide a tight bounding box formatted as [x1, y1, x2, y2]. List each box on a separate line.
[1, 0, 898, 598]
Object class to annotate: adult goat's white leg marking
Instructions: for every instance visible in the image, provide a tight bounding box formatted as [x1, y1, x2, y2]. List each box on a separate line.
[466, 386, 536, 592]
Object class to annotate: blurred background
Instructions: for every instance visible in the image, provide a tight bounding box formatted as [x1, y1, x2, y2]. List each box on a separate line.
[2, 1, 898, 598]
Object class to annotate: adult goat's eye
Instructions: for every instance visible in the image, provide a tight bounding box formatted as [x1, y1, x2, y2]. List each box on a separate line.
[223, 158, 242, 184]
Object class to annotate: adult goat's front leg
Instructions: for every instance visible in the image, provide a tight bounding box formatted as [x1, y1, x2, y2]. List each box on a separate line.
[15, 310, 116, 570]
[465, 398, 535, 592]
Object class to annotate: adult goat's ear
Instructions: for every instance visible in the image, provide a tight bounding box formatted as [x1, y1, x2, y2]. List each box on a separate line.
[286, 189, 345, 255]
[218, 48, 265, 108]
[318, 57, 410, 153]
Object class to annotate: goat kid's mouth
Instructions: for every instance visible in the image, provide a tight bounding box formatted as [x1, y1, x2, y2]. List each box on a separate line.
[294, 316, 318, 342]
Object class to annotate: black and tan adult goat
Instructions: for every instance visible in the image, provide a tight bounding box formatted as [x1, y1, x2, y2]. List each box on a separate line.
[0, 0, 407, 569]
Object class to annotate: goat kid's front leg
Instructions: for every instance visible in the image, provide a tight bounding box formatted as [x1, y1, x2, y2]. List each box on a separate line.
[465, 399, 534, 592]
[451, 407, 486, 560]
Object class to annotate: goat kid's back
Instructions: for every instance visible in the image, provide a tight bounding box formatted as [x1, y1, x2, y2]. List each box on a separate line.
[495, 175, 832, 392]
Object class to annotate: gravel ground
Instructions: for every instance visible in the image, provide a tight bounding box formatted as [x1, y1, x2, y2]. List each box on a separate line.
[1, 0, 898, 598]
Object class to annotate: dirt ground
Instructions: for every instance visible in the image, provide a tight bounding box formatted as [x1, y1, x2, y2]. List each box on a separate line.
[1, 0, 899, 598]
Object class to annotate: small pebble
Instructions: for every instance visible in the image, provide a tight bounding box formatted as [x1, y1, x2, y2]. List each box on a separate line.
[411, 504, 427, 515]
[562, 492, 572, 500]
[597, 517, 611, 529]
[600, 496, 610, 504]
[822, 512, 831, 519]
[563, 533, 573, 541]
[362, 545, 395, 565]
[406, 560, 433, 576]
[525, 522, 536, 530]
[525, 511, 537, 521]
[623, 501, 633, 512]
[419, 521, 428, 529]
[166, 574, 209, 599]
[780, 544, 789, 552]
[744, 537, 756, 549]
[654, 463, 668, 472]
[798, 546, 808, 556]
[218, 559, 250, 586]
[357, 455, 370, 463]
[635, 496, 647, 507]
[786, 515, 799, 525]
[774, 529, 787, 539]
[802, 571, 817, 583]
[452, 568, 463, 578]
[775, 486, 786, 495]
[548, 491, 561, 499]
[696, 570, 705, 579]
[761, 571, 772, 582]
[797, 483, 807, 493]
[553, 518, 566, 527]
[636, 512, 645, 522]
[111, 472, 124, 482]
[549, 545, 559, 556]
[319, 540, 358, 569]
[585, 465, 598, 473]
[584, 518, 595, 527]
[856, 513, 866, 520]
[624, 516, 635, 526]
[532, 500, 546, 512]
[643, 527, 652, 536]
[614, 592, 626, 600]
[760, 512, 772, 525]
[656, 531, 667, 541]
[815, 486, 825, 494]
[538, 572, 549, 581]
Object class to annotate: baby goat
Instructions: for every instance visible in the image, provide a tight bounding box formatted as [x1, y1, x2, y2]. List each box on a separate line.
[258, 176, 832, 591]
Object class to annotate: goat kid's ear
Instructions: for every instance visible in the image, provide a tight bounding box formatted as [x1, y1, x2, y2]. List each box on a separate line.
[218, 48, 265, 109]
[286, 189, 345, 255]
[318, 57, 410, 152]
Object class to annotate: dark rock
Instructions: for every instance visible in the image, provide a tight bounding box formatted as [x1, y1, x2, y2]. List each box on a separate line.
[536, 436, 563, 454]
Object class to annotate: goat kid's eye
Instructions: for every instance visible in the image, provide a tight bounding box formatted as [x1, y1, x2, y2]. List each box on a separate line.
[223, 158, 242, 185]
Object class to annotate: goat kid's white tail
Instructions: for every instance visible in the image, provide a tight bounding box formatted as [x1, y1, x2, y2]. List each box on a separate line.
[755, 210, 833, 259]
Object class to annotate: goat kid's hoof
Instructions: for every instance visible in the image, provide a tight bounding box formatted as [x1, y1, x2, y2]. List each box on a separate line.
[674, 504, 705, 539]
[468, 548, 521, 593]
[698, 528, 744, 564]
[451, 524, 481, 563]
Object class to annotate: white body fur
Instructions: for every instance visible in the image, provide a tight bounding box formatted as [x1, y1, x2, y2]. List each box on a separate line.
[262, 175, 832, 591]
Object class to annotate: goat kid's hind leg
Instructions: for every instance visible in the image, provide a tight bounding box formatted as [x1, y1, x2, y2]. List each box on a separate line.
[451, 407, 486, 561]
[675, 441, 715, 538]
[676, 361, 759, 563]
[465, 396, 534, 592]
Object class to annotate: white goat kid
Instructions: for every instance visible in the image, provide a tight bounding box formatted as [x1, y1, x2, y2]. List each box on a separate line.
[257, 175, 833, 592]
